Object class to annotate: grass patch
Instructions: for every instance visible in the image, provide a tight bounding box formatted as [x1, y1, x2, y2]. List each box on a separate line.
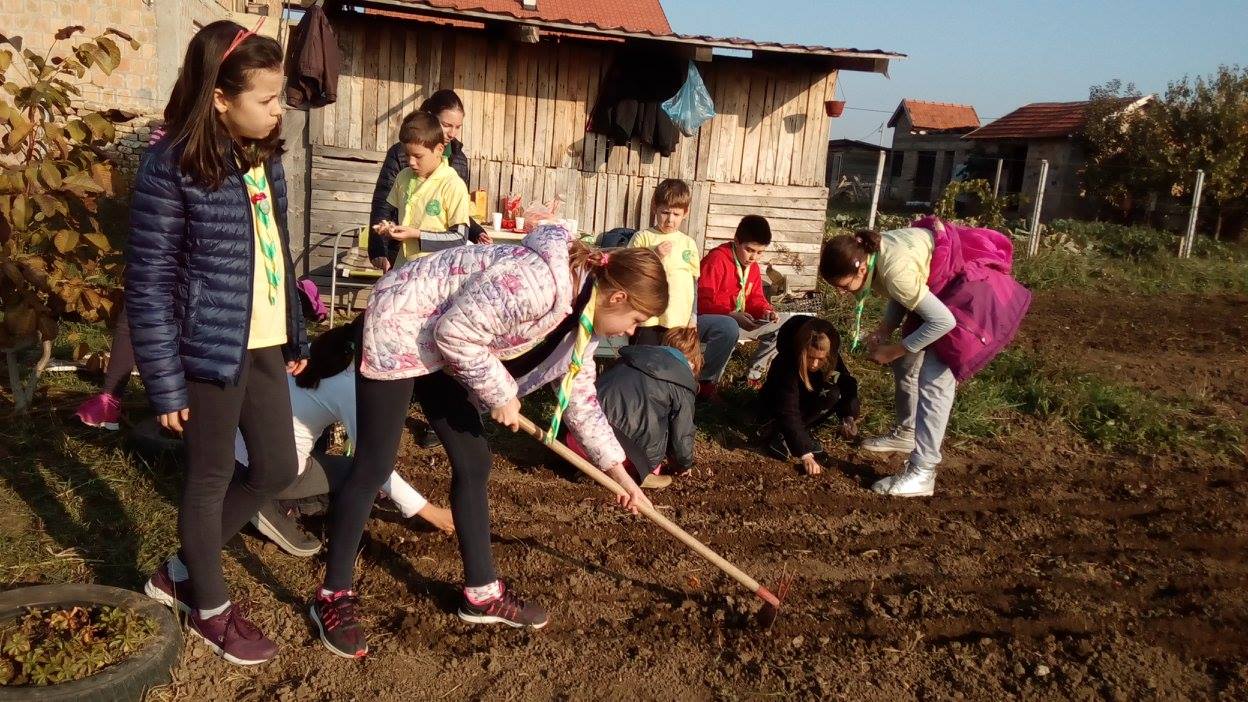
[0, 402, 178, 589]
[1015, 249, 1248, 295]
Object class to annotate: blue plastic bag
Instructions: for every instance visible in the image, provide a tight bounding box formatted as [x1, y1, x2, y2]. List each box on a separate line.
[662, 62, 715, 137]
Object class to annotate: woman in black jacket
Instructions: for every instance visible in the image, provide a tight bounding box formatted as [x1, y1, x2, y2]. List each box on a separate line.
[759, 316, 860, 475]
[368, 89, 486, 271]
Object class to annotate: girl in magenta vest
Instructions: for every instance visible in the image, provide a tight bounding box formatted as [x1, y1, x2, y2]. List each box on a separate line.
[819, 216, 1030, 496]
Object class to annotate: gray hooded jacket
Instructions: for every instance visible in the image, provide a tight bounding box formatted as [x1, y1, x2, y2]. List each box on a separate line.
[596, 345, 697, 470]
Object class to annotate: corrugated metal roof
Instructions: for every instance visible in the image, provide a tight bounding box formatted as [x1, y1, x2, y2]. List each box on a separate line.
[368, 0, 906, 62]
[888, 99, 979, 132]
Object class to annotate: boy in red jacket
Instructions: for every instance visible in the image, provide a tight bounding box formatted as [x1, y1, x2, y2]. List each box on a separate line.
[696, 215, 799, 399]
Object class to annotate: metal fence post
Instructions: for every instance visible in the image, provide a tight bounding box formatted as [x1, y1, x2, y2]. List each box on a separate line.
[1179, 169, 1205, 258]
[1026, 159, 1049, 257]
[867, 149, 887, 230]
[992, 158, 1004, 197]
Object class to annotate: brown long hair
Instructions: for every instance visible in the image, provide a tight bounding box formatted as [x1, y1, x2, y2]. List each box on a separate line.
[163, 20, 284, 190]
[663, 326, 703, 378]
[819, 229, 882, 282]
[569, 241, 667, 319]
[794, 317, 838, 391]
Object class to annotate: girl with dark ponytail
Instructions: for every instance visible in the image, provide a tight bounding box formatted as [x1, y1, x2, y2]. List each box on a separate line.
[819, 217, 1028, 499]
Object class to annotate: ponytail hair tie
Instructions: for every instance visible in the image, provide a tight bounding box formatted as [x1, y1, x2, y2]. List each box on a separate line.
[599, 252, 611, 267]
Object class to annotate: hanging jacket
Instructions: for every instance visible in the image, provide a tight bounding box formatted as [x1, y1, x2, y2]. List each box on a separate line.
[589, 50, 684, 156]
[360, 225, 626, 470]
[369, 139, 474, 261]
[758, 316, 860, 458]
[697, 242, 773, 319]
[596, 345, 697, 470]
[125, 139, 309, 415]
[901, 215, 1031, 382]
[284, 4, 341, 109]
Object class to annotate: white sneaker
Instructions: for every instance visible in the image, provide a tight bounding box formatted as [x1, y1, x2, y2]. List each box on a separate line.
[871, 463, 936, 497]
[861, 426, 916, 454]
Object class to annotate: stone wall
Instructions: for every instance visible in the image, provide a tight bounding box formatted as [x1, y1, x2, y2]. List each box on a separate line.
[887, 114, 973, 203]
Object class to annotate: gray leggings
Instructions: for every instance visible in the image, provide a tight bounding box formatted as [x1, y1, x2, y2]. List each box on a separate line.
[275, 453, 351, 501]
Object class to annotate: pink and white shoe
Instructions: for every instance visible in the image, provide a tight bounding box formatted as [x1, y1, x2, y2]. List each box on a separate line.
[74, 393, 121, 430]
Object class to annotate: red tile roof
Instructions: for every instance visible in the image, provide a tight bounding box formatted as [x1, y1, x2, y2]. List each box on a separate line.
[394, 0, 672, 35]
[376, 1, 905, 61]
[965, 101, 1093, 140]
[888, 99, 980, 133]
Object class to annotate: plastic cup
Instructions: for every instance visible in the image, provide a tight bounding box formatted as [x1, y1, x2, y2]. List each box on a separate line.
[491, 212, 502, 231]
[515, 216, 526, 232]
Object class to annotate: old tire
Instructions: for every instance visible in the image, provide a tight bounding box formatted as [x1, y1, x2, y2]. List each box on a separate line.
[0, 584, 181, 701]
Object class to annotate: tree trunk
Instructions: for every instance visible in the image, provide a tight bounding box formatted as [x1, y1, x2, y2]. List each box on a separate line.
[1214, 212, 1223, 241]
[5, 339, 53, 413]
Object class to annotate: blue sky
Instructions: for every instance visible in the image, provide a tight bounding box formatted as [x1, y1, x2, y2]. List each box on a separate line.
[662, 0, 1248, 145]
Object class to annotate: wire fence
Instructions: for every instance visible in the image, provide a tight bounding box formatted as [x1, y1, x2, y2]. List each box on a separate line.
[831, 151, 1224, 259]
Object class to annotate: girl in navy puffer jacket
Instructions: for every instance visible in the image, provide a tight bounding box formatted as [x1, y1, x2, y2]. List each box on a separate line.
[126, 21, 308, 667]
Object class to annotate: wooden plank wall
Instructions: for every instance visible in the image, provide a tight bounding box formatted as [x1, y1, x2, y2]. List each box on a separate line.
[308, 16, 837, 289]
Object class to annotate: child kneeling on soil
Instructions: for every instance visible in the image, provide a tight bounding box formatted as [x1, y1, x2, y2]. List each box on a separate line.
[233, 319, 454, 559]
[564, 327, 703, 489]
[759, 316, 860, 476]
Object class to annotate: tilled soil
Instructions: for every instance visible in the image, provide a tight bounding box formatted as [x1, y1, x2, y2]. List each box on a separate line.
[150, 291, 1248, 701]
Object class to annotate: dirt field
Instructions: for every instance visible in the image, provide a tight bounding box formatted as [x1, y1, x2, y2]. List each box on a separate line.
[129, 289, 1248, 700]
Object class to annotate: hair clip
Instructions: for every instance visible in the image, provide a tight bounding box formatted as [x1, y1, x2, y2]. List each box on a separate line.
[222, 15, 266, 62]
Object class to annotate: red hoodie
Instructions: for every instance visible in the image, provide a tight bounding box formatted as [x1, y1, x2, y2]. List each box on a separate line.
[697, 242, 773, 319]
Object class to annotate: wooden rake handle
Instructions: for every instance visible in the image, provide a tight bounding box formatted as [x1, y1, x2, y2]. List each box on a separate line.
[517, 414, 780, 607]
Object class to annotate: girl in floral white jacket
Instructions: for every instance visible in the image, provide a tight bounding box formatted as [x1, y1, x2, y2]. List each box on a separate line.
[310, 225, 668, 657]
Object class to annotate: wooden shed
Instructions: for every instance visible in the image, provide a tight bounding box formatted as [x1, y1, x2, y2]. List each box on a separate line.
[300, 1, 902, 292]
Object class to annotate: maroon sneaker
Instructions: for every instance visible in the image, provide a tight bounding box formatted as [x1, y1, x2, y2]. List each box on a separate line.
[457, 581, 548, 629]
[143, 560, 193, 615]
[188, 603, 278, 666]
[310, 590, 368, 659]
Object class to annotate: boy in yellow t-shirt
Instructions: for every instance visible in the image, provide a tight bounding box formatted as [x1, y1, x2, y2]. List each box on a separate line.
[373, 112, 471, 267]
[628, 179, 700, 346]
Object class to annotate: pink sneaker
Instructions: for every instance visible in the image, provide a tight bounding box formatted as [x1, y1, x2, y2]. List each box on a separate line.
[74, 393, 121, 430]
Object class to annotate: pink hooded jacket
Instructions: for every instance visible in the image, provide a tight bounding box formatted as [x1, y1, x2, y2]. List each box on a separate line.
[360, 225, 625, 469]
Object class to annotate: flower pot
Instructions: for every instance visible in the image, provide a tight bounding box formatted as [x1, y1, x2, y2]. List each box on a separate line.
[825, 100, 846, 118]
[0, 583, 181, 700]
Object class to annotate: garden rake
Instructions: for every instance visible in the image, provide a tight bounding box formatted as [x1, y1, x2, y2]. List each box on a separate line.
[517, 414, 792, 628]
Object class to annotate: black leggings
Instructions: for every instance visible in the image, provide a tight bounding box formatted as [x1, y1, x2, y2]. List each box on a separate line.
[103, 303, 135, 398]
[180, 346, 298, 609]
[325, 370, 494, 591]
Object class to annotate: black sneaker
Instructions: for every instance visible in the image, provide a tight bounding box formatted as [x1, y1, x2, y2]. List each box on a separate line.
[766, 433, 790, 460]
[252, 501, 321, 557]
[457, 582, 548, 629]
[310, 589, 368, 658]
[418, 426, 442, 449]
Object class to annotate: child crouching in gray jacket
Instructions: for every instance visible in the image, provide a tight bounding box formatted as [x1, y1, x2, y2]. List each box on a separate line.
[564, 328, 702, 489]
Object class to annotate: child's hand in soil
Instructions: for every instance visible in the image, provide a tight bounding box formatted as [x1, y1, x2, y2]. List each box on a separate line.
[840, 416, 859, 440]
[606, 464, 652, 515]
[416, 504, 456, 533]
[655, 241, 674, 258]
[800, 453, 823, 475]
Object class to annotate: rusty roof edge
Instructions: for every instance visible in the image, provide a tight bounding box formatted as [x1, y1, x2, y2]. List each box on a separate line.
[358, 0, 907, 62]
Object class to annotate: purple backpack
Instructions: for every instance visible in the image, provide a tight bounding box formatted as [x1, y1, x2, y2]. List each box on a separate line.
[903, 216, 1031, 382]
[296, 277, 328, 322]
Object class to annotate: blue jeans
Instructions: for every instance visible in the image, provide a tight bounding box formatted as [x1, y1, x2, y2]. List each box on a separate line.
[892, 348, 957, 470]
[696, 315, 741, 383]
[697, 313, 807, 384]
